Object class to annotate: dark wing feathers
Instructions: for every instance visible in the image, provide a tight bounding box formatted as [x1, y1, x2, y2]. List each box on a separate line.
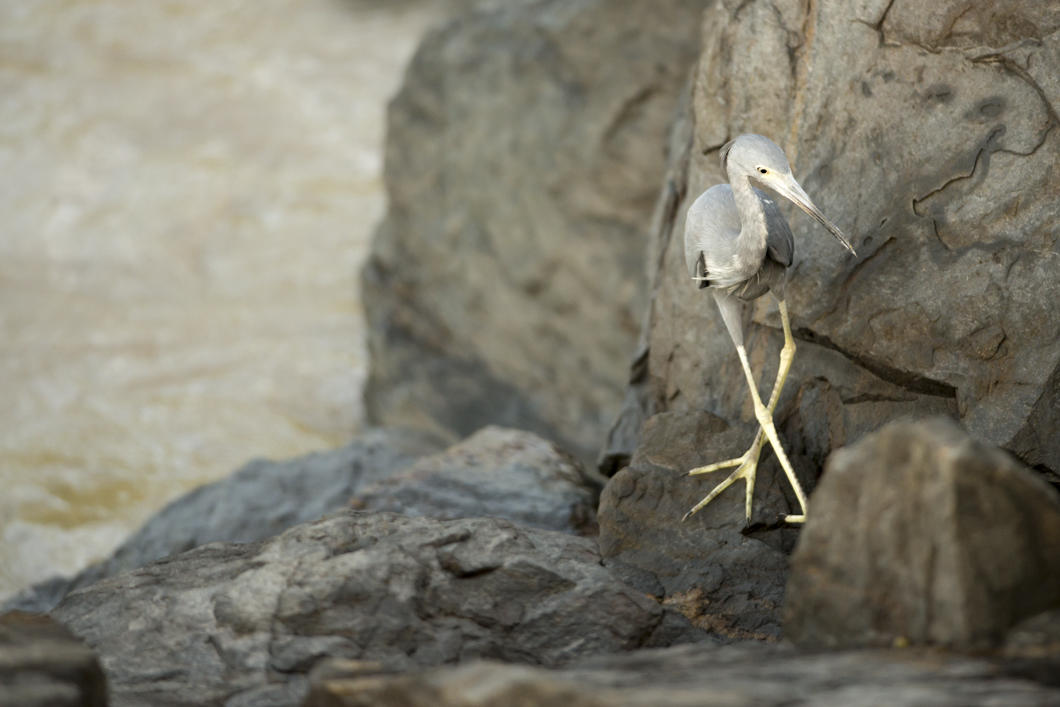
[756, 188, 794, 268]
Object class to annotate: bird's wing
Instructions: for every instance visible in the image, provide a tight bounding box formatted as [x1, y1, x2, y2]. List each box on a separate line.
[756, 188, 794, 268]
[694, 252, 709, 290]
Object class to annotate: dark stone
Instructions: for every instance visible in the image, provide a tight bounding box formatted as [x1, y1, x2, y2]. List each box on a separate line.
[784, 418, 1060, 650]
[362, 0, 712, 462]
[0, 611, 107, 707]
[1003, 610, 1060, 687]
[598, 410, 800, 641]
[352, 426, 600, 535]
[52, 511, 698, 707]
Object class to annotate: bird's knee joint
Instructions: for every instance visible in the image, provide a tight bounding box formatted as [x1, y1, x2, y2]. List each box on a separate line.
[753, 402, 773, 424]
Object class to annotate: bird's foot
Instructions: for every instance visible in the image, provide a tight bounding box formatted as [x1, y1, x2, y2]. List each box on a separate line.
[682, 444, 763, 524]
[682, 436, 806, 525]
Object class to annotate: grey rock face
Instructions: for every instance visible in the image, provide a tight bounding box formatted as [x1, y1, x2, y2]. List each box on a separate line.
[0, 611, 107, 707]
[1004, 610, 1060, 687]
[353, 426, 599, 534]
[784, 418, 1060, 650]
[598, 411, 798, 641]
[605, 0, 1060, 478]
[52, 511, 678, 707]
[5, 427, 444, 614]
[303, 642, 1060, 707]
[361, 0, 712, 462]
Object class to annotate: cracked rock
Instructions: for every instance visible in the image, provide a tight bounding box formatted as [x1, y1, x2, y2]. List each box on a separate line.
[603, 0, 1060, 488]
[784, 418, 1060, 650]
[51, 511, 689, 707]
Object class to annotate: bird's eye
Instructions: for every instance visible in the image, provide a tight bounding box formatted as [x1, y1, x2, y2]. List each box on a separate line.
[758, 168, 768, 174]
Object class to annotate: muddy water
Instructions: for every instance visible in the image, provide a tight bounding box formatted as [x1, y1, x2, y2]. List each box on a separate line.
[0, 0, 443, 601]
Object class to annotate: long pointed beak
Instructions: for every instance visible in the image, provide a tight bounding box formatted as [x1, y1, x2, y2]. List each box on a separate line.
[771, 177, 857, 256]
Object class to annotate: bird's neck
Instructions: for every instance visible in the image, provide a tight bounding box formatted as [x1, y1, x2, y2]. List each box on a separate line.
[730, 174, 768, 247]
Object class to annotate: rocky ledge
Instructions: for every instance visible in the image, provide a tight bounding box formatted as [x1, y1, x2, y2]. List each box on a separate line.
[5, 0, 1059, 705]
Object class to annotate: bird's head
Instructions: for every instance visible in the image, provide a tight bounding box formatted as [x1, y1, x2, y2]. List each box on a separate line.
[721, 134, 856, 256]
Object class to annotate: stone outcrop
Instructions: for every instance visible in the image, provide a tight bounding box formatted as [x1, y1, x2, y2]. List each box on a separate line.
[784, 418, 1060, 650]
[352, 426, 600, 534]
[4, 427, 444, 615]
[361, 0, 712, 461]
[303, 642, 1060, 707]
[603, 0, 1060, 480]
[51, 512, 700, 707]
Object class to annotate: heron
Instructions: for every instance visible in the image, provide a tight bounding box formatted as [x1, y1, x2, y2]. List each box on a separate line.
[682, 134, 855, 525]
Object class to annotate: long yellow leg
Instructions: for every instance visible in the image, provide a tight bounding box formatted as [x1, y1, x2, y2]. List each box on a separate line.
[683, 300, 807, 523]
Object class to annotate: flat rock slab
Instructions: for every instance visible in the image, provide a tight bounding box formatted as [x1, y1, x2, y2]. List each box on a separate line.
[303, 641, 1060, 706]
[598, 410, 803, 641]
[352, 426, 598, 534]
[52, 511, 682, 707]
[5, 426, 444, 615]
[785, 418, 1060, 650]
[0, 611, 107, 707]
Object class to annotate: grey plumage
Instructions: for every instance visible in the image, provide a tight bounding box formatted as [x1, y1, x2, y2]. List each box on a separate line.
[680, 134, 856, 524]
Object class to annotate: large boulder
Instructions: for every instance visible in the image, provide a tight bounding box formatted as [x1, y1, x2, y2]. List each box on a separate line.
[603, 0, 1060, 479]
[362, 0, 712, 462]
[352, 426, 600, 534]
[52, 511, 694, 707]
[303, 641, 1060, 707]
[5, 427, 444, 614]
[784, 418, 1060, 650]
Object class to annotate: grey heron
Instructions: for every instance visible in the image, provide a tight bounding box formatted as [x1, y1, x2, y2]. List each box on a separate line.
[682, 134, 856, 524]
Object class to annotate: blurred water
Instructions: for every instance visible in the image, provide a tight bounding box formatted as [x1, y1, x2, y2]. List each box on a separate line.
[0, 0, 442, 602]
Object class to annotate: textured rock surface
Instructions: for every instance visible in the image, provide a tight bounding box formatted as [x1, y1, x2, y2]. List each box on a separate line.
[5, 427, 444, 614]
[362, 0, 712, 461]
[598, 411, 799, 641]
[784, 418, 1060, 649]
[52, 511, 691, 707]
[0, 611, 107, 707]
[353, 426, 599, 534]
[303, 642, 1060, 707]
[603, 0, 1060, 478]
[1003, 610, 1060, 687]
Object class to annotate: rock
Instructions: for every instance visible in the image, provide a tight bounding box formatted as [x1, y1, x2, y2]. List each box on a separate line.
[5, 427, 444, 614]
[598, 411, 800, 641]
[302, 641, 1060, 706]
[362, 0, 712, 462]
[52, 511, 692, 707]
[784, 418, 1060, 650]
[1003, 610, 1060, 687]
[1005, 610, 1060, 662]
[0, 611, 107, 707]
[352, 426, 599, 534]
[604, 0, 1060, 480]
